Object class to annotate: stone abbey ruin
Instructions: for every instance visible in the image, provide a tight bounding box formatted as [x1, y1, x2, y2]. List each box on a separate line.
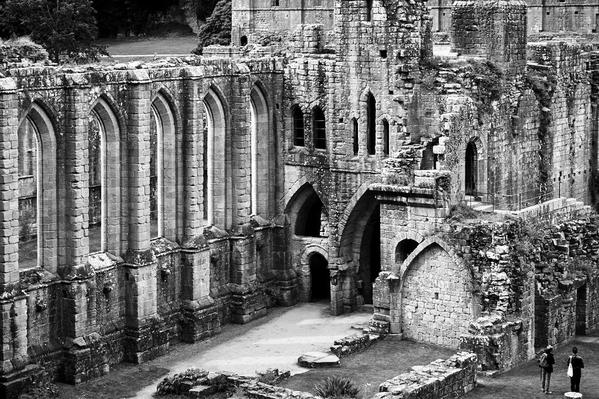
[1, 0, 599, 397]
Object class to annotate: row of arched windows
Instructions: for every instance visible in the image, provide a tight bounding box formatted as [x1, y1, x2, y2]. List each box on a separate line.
[291, 92, 389, 157]
[17, 84, 272, 271]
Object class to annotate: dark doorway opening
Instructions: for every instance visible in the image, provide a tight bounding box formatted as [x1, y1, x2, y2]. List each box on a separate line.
[465, 141, 477, 196]
[310, 253, 330, 301]
[576, 285, 587, 335]
[395, 239, 419, 264]
[359, 204, 381, 304]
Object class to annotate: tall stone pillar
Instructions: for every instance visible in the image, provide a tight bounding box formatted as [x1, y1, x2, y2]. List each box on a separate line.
[0, 78, 19, 288]
[179, 68, 219, 342]
[62, 73, 91, 278]
[122, 71, 166, 363]
[227, 78, 267, 323]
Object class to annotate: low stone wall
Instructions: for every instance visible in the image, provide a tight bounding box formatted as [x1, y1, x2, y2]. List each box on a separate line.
[374, 352, 477, 399]
[330, 333, 384, 358]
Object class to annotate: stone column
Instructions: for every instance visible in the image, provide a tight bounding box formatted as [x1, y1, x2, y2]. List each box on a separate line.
[122, 70, 166, 363]
[226, 77, 267, 323]
[0, 78, 19, 288]
[230, 233, 267, 323]
[179, 68, 219, 342]
[62, 74, 91, 278]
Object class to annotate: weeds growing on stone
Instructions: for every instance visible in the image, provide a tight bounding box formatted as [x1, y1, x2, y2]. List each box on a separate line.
[314, 376, 360, 399]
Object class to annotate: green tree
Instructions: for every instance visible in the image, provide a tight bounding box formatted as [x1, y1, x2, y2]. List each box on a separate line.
[194, 0, 231, 55]
[0, 0, 106, 63]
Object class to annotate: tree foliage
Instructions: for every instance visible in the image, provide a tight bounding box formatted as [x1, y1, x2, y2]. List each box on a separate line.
[194, 0, 231, 54]
[0, 0, 106, 63]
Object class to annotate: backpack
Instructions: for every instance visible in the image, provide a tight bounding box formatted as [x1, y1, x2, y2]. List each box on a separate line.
[539, 353, 549, 368]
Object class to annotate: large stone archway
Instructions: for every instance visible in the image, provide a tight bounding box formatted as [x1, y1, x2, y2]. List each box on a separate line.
[399, 242, 476, 348]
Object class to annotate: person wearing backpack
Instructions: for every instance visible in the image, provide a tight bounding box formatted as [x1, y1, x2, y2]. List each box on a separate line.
[567, 346, 584, 392]
[539, 345, 555, 394]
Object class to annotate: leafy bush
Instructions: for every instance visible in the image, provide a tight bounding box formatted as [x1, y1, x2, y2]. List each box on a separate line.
[156, 368, 208, 396]
[194, 0, 231, 54]
[314, 376, 360, 399]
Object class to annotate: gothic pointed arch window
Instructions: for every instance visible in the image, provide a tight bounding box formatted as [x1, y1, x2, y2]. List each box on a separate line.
[17, 104, 57, 271]
[312, 106, 326, 150]
[88, 111, 105, 253]
[89, 98, 121, 254]
[352, 118, 359, 155]
[150, 93, 177, 239]
[366, 0, 373, 21]
[292, 105, 305, 147]
[18, 118, 40, 269]
[382, 119, 389, 157]
[367, 93, 376, 155]
[250, 85, 272, 216]
[203, 88, 228, 228]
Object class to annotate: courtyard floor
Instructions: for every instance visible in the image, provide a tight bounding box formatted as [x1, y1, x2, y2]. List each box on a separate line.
[58, 302, 374, 398]
[98, 36, 197, 62]
[57, 304, 599, 399]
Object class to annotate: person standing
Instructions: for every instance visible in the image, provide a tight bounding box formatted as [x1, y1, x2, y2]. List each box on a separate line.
[567, 346, 584, 392]
[539, 345, 556, 394]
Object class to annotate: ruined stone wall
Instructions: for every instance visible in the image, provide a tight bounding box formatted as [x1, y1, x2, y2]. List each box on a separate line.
[0, 58, 296, 397]
[433, 0, 599, 36]
[231, 0, 335, 45]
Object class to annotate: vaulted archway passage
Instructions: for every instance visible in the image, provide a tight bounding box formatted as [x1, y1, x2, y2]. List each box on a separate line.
[339, 190, 381, 305]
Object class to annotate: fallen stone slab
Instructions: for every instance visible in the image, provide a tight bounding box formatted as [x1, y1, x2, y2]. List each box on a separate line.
[298, 351, 340, 368]
[187, 384, 218, 398]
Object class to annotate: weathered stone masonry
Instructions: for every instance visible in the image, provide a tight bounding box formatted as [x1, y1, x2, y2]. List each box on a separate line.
[1, 0, 599, 396]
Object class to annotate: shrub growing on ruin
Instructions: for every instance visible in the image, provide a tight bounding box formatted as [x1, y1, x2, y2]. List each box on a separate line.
[0, 0, 107, 63]
[314, 376, 360, 399]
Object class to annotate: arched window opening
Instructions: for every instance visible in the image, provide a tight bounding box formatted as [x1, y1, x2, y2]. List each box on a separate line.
[18, 118, 40, 269]
[88, 112, 105, 253]
[367, 93, 376, 155]
[395, 239, 419, 264]
[202, 111, 209, 220]
[292, 105, 305, 147]
[250, 86, 270, 216]
[293, 188, 326, 237]
[366, 0, 373, 21]
[382, 119, 389, 157]
[352, 118, 359, 155]
[421, 138, 439, 170]
[203, 88, 228, 228]
[150, 106, 163, 238]
[240, 36, 248, 46]
[312, 106, 326, 150]
[310, 253, 330, 301]
[465, 140, 478, 196]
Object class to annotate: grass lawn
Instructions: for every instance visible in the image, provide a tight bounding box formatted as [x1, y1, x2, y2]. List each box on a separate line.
[98, 36, 198, 61]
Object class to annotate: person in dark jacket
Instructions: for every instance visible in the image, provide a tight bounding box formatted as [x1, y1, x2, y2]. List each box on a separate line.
[568, 346, 584, 392]
[540, 345, 556, 394]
